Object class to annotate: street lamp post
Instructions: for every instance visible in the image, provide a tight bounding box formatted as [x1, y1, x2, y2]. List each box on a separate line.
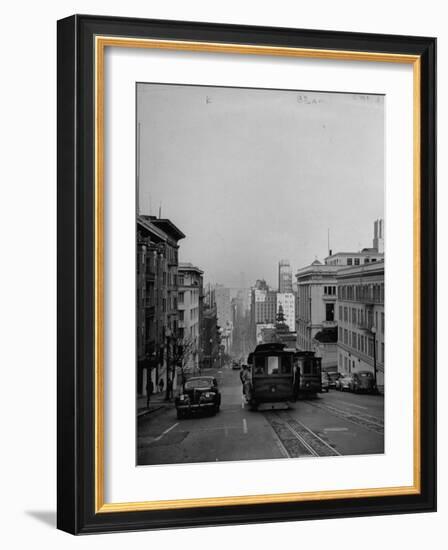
[209, 338, 213, 369]
[371, 326, 378, 393]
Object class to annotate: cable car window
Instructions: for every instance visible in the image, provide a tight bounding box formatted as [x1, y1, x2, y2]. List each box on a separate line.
[267, 356, 279, 374]
[254, 356, 265, 375]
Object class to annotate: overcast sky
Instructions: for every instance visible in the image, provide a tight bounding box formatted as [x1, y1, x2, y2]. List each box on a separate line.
[137, 83, 384, 289]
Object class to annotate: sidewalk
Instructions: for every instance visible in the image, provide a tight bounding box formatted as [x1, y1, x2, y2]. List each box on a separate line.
[137, 392, 174, 418]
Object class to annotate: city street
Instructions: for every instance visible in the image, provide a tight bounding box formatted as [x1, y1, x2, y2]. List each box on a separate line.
[137, 364, 384, 465]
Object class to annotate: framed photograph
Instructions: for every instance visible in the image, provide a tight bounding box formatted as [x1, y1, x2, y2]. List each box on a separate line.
[57, 15, 436, 534]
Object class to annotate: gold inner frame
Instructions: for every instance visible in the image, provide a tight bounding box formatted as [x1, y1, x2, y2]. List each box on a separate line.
[94, 36, 421, 514]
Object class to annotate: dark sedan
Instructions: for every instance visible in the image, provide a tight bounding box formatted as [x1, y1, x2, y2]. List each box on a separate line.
[352, 371, 376, 393]
[175, 376, 221, 419]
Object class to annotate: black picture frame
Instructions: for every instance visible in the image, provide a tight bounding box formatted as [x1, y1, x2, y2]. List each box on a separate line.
[57, 14, 436, 534]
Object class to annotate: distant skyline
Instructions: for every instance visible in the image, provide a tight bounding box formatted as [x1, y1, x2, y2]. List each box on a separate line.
[137, 83, 384, 289]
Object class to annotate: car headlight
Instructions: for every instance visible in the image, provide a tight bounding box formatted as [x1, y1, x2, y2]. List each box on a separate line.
[179, 394, 189, 402]
[202, 392, 215, 399]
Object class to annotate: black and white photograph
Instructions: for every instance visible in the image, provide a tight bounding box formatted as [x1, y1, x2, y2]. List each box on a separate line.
[136, 83, 385, 466]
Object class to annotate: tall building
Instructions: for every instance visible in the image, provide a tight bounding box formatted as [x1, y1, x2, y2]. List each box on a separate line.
[177, 263, 204, 373]
[276, 292, 295, 332]
[278, 259, 293, 293]
[336, 261, 385, 392]
[373, 218, 384, 253]
[213, 284, 233, 354]
[200, 303, 220, 370]
[136, 215, 185, 396]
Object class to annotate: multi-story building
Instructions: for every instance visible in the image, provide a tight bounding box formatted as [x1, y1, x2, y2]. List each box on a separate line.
[324, 249, 384, 267]
[336, 261, 385, 391]
[296, 219, 385, 374]
[136, 215, 185, 397]
[250, 280, 278, 344]
[295, 260, 339, 371]
[276, 292, 295, 332]
[214, 284, 233, 353]
[200, 303, 220, 370]
[177, 263, 204, 373]
[278, 259, 293, 293]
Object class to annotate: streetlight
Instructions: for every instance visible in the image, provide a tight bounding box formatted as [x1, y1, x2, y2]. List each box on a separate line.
[371, 326, 378, 393]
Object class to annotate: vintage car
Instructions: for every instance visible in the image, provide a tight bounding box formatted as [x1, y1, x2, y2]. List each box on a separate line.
[336, 375, 354, 392]
[175, 376, 221, 419]
[320, 372, 330, 392]
[327, 372, 343, 389]
[352, 371, 376, 393]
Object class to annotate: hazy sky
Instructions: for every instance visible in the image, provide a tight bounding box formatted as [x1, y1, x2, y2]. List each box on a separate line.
[137, 83, 384, 289]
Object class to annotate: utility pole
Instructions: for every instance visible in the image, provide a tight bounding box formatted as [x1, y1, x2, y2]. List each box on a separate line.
[165, 328, 172, 401]
[371, 326, 378, 392]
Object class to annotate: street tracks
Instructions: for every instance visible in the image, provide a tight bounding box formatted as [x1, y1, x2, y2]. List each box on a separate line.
[265, 411, 341, 458]
[304, 400, 384, 435]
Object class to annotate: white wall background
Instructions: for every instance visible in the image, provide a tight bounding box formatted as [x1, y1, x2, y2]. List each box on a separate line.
[0, 0, 444, 547]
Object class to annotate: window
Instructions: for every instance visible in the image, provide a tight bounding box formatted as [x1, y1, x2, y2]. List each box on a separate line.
[338, 327, 342, 341]
[326, 303, 334, 321]
[179, 310, 184, 321]
[365, 258, 370, 264]
[354, 258, 360, 265]
[347, 258, 353, 265]
[178, 275, 184, 286]
[339, 305, 342, 321]
[381, 312, 385, 334]
[178, 291, 184, 304]
[352, 308, 356, 324]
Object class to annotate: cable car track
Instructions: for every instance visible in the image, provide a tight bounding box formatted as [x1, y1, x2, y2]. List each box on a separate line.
[303, 400, 384, 435]
[265, 411, 341, 458]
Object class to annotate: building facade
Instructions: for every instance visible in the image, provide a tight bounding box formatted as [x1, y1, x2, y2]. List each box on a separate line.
[214, 284, 233, 354]
[336, 261, 385, 391]
[295, 260, 339, 360]
[177, 263, 204, 373]
[250, 280, 277, 345]
[276, 292, 295, 332]
[278, 259, 293, 293]
[136, 215, 185, 397]
[324, 249, 384, 267]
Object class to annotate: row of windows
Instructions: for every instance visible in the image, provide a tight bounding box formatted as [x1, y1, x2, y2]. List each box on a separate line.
[338, 283, 384, 303]
[338, 306, 385, 333]
[178, 289, 200, 304]
[338, 328, 384, 362]
[178, 307, 199, 322]
[324, 286, 336, 295]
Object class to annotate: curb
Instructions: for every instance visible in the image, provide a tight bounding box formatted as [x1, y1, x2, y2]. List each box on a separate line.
[137, 403, 173, 418]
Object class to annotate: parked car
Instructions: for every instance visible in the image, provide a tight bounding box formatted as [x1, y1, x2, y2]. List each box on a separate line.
[336, 375, 354, 392]
[232, 360, 241, 370]
[328, 372, 343, 389]
[320, 372, 330, 392]
[352, 371, 376, 393]
[175, 376, 221, 419]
